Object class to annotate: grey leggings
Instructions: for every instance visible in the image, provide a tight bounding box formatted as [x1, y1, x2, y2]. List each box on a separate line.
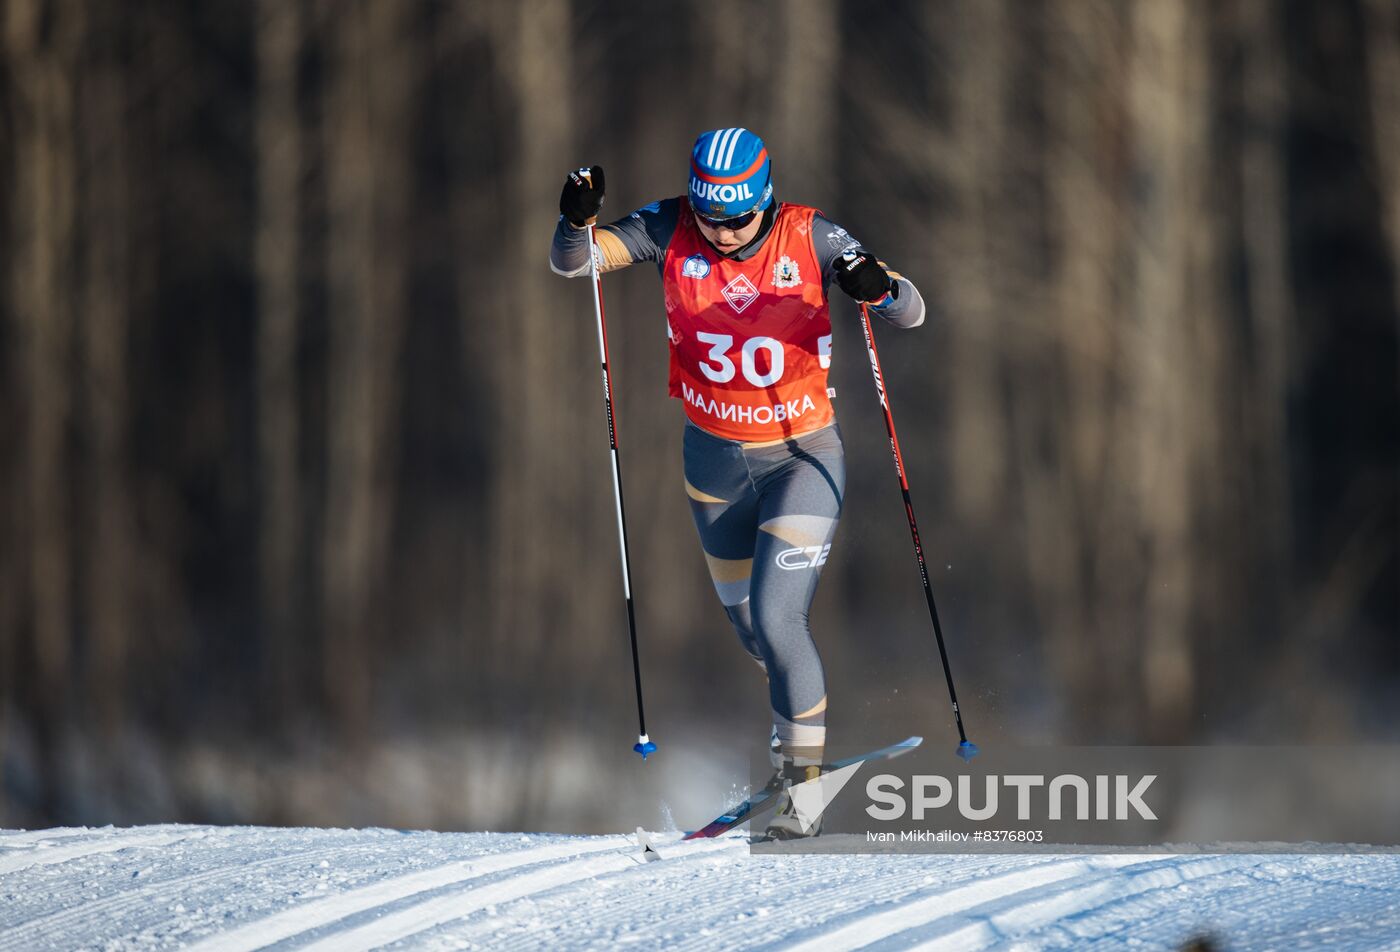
[683, 421, 846, 755]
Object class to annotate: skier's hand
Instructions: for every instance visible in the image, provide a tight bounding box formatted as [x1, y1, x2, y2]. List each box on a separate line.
[833, 249, 896, 303]
[560, 165, 605, 227]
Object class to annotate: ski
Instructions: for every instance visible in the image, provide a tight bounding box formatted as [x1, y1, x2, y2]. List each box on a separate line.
[681, 779, 787, 841]
[682, 735, 923, 840]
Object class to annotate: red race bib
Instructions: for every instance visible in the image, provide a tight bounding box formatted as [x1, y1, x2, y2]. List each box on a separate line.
[663, 203, 834, 442]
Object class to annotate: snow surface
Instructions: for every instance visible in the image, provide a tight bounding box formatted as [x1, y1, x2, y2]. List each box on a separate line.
[2, 825, 1399, 950]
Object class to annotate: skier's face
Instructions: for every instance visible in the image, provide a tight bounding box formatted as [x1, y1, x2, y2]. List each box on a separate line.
[695, 210, 764, 252]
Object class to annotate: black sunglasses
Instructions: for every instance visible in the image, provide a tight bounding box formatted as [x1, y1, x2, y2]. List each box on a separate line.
[698, 209, 758, 231]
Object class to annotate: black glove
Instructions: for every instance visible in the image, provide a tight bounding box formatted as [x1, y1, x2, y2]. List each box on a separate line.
[560, 165, 605, 227]
[833, 249, 895, 303]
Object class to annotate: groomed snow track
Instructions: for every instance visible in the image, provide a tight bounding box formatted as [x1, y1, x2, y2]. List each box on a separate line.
[1, 826, 1398, 949]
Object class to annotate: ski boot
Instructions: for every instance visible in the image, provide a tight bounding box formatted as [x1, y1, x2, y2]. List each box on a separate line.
[763, 741, 826, 840]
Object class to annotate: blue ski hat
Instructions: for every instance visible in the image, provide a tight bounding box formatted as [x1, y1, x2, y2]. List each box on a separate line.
[688, 128, 774, 219]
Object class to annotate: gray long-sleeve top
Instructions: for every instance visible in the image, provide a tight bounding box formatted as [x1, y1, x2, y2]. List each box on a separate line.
[550, 196, 927, 328]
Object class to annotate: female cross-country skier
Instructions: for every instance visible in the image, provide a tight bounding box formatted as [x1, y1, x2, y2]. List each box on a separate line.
[550, 128, 926, 837]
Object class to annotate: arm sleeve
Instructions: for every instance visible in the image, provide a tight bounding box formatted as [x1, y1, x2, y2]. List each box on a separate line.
[549, 198, 680, 277]
[811, 214, 927, 329]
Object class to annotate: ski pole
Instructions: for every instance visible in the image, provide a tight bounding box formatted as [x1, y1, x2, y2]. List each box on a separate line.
[586, 223, 656, 760]
[858, 302, 978, 761]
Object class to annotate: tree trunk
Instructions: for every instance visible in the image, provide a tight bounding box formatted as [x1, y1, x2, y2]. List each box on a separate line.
[1030, 0, 1134, 738]
[78, 0, 133, 731]
[5, 0, 82, 813]
[256, 0, 305, 724]
[321, 0, 415, 737]
[1214, 0, 1294, 718]
[1126, 0, 1214, 742]
[1362, 0, 1400, 696]
[770, 0, 837, 200]
[1363, 0, 1400, 299]
[937, 0, 1011, 526]
[492, 0, 575, 824]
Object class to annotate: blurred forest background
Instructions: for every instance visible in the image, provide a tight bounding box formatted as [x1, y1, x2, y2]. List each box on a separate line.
[1, 0, 1397, 833]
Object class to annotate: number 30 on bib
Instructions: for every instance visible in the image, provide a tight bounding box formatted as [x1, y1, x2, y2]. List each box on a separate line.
[695, 332, 832, 386]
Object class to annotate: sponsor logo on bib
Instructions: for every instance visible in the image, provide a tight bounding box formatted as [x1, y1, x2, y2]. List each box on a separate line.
[681, 254, 711, 279]
[721, 274, 760, 313]
[772, 255, 802, 289]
